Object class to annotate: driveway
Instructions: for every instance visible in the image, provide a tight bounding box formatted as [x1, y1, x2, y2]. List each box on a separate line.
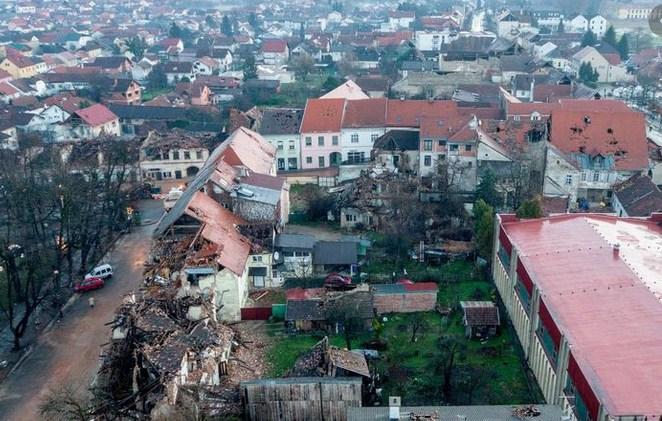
[0, 200, 163, 421]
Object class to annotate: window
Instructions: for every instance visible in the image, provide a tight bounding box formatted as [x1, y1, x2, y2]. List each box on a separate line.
[593, 171, 600, 182]
[289, 140, 295, 150]
[423, 139, 432, 151]
[252, 255, 263, 262]
[465, 144, 472, 152]
[371, 133, 379, 142]
[161, 152, 170, 160]
[347, 151, 365, 164]
[184, 151, 190, 160]
[565, 175, 573, 185]
[196, 150, 203, 160]
[318, 156, 325, 167]
[288, 158, 297, 169]
[438, 154, 446, 161]
[305, 136, 312, 146]
[174, 170, 182, 179]
[351, 134, 359, 143]
[345, 214, 357, 222]
[332, 135, 339, 145]
[306, 156, 312, 164]
[424, 155, 432, 166]
[172, 150, 180, 160]
[278, 158, 285, 170]
[450, 144, 459, 151]
[581, 171, 587, 181]
[438, 140, 447, 146]
[277, 141, 284, 150]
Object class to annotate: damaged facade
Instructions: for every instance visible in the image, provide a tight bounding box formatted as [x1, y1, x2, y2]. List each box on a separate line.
[151, 127, 290, 320]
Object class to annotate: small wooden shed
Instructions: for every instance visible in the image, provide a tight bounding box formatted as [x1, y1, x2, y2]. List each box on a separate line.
[460, 301, 500, 339]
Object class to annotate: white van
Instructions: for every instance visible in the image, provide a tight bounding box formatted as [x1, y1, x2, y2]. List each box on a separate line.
[85, 264, 113, 280]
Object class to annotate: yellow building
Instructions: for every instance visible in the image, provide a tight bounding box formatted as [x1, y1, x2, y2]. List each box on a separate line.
[0, 54, 46, 79]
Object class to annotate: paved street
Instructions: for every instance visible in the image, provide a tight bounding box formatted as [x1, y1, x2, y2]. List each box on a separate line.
[0, 200, 163, 421]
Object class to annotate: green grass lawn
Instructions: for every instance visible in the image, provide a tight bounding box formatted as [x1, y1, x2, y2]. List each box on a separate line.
[266, 260, 540, 406]
[141, 87, 171, 102]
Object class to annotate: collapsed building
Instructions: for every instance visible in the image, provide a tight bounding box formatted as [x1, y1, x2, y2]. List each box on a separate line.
[150, 127, 290, 320]
[95, 287, 246, 419]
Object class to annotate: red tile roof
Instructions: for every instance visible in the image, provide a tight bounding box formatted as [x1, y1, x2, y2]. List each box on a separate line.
[341, 98, 387, 128]
[74, 103, 118, 127]
[385, 99, 457, 127]
[403, 282, 438, 292]
[214, 127, 276, 175]
[262, 39, 288, 53]
[186, 191, 250, 276]
[549, 108, 648, 170]
[501, 214, 662, 416]
[300, 98, 345, 133]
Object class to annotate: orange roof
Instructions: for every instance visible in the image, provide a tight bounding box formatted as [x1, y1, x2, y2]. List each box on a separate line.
[215, 127, 276, 175]
[385, 99, 457, 127]
[549, 109, 648, 170]
[300, 98, 345, 133]
[185, 191, 250, 276]
[74, 103, 117, 127]
[341, 98, 387, 128]
[262, 39, 288, 53]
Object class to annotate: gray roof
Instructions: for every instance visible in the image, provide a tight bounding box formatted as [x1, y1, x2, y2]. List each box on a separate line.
[259, 108, 303, 135]
[235, 183, 281, 206]
[347, 405, 563, 421]
[242, 377, 361, 386]
[313, 241, 358, 265]
[275, 233, 317, 250]
[286, 299, 325, 321]
[108, 104, 187, 120]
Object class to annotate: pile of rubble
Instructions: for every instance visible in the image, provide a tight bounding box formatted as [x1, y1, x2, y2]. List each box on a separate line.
[93, 284, 261, 419]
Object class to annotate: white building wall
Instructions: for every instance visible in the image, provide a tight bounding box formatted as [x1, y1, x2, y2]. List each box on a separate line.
[263, 133, 301, 170]
[340, 127, 386, 163]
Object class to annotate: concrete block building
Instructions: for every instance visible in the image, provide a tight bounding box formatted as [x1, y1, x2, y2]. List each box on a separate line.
[492, 212, 662, 420]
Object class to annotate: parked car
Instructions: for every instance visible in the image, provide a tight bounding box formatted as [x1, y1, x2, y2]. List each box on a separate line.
[74, 277, 104, 293]
[324, 273, 354, 290]
[85, 264, 113, 280]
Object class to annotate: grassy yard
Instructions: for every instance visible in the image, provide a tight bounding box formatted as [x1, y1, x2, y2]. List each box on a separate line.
[141, 87, 171, 102]
[266, 261, 540, 406]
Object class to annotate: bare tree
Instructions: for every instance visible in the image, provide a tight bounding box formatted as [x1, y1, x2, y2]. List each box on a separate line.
[39, 382, 91, 421]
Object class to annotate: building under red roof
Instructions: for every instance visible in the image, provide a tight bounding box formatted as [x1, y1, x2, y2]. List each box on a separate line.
[549, 108, 648, 171]
[300, 98, 346, 133]
[261, 39, 288, 53]
[341, 98, 387, 128]
[385, 99, 457, 127]
[74, 103, 117, 127]
[497, 213, 662, 418]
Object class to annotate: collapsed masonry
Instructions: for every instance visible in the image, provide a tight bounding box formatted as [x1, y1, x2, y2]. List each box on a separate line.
[94, 284, 263, 419]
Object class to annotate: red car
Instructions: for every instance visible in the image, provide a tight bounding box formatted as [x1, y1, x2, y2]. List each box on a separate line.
[74, 277, 104, 293]
[324, 273, 353, 289]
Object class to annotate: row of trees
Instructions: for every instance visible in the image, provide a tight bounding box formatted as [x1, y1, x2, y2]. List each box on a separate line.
[0, 138, 137, 350]
[581, 26, 629, 60]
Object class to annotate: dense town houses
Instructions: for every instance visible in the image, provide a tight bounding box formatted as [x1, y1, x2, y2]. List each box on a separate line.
[0, 0, 661, 420]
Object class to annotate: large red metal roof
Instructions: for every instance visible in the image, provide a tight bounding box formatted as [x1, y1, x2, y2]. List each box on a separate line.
[502, 214, 662, 416]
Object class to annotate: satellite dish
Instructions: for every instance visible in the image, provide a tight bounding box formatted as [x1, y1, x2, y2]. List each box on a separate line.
[273, 251, 280, 260]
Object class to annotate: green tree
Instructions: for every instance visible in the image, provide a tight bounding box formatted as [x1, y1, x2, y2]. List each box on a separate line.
[290, 54, 316, 81]
[557, 18, 564, 33]
[169, 22, 182, 38]
[147, 64, 168, 89]
[248, 12, 258, 28]
[602, 25, 617, 47]
[126, 36, 146, 60]
[473, 199, 494, 260]
[617, 35, 629, 60]
[516, 197, 543, 219]
[205, 15, 216, 29]
[243, 55, 258, 80]
[578, 62, 599, 86]
[322, 76, 341, 92]
[581, 30, 597, 47]
[221, 15, 234, 36]
[475, 168, 499, 208]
